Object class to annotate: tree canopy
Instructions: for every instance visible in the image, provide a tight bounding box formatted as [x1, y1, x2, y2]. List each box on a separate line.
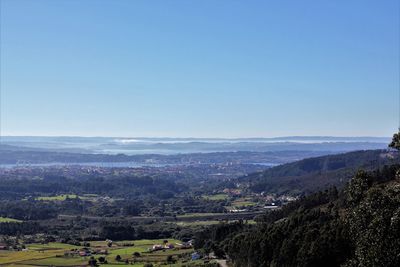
[389, 131, 400, 150]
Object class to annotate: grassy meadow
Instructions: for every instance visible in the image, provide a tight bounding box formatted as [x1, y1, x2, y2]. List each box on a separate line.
[202, 194, 229, 201]
[0, 217, 22, 223]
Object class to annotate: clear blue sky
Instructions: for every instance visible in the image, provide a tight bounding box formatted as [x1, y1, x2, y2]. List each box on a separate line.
[1, 0, 399, 137]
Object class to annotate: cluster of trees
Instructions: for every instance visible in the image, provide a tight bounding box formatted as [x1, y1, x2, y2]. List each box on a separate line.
[99, 222, 182, 240]
[0, 195, 226, 224]
[0, 222, 42, 235]
[0, 201, 56, 220]
[0, 174, 185, 200]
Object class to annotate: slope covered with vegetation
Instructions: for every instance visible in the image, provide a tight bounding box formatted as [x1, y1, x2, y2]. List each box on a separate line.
[241, 149, 400, 195]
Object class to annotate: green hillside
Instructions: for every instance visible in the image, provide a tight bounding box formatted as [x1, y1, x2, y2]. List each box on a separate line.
[242, 149, 400, 195]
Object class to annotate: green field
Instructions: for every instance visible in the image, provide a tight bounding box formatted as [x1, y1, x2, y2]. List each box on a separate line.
[0, 217, 22, 223]
[35, 194, 79, 201]
[177, 212, 224, 218]
[232, 201, 256, 207]
[202, 193, 229, 201]
[0, 239, 198, 266]
[231, 198, 257, 207]
[176, 220, 222, 226]
[35, 194, 101, 202]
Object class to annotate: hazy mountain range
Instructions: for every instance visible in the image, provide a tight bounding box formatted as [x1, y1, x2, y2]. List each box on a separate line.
[0, 136, 391, 155]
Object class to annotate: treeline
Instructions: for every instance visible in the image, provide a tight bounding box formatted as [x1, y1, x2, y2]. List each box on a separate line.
[0, 198, 85, 220]
[195, 164, 400, 267]
[99, 222, 184, 240]
[0, 222, 42, 235]
[0, 175, 186, 199]
[49, 219, 199, 244]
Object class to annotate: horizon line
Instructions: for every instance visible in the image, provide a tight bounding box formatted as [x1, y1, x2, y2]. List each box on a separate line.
[0, 135, 392, 139]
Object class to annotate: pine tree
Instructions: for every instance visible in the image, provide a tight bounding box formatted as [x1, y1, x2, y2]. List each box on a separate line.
[389, 131, 400, 150]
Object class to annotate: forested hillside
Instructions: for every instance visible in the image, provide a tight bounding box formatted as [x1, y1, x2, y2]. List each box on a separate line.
[241, 149, 400, 195]
[196, 163, 400, 266]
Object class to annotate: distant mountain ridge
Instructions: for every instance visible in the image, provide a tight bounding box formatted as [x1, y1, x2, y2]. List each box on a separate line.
[0, 136, 390, 155]
[1, 135, 391, 142]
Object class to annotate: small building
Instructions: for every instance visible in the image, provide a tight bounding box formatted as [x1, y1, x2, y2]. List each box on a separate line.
[79, 251, 91, 257]
[177, 239, 193, 249]
[152, 244, 164, 251]
[165, 243, 174, 249]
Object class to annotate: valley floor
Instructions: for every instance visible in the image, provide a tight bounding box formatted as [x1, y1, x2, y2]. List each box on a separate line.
[0, 239, 211, 267]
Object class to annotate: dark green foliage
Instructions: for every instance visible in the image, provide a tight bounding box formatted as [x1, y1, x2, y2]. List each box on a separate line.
[123, 204, 141, 216]
[101, 224, 136, 240]
[98, 256, 106, 263]
[389, 131, 400, 150]
[99, 221, 180, 241]
[0, 222, 42, 235]
[345, 170, 372, 206]
[255, 186, 339, 223]
[345, 182, 400, 267]
[0, 173, 185, 200]
[194, 222, 246, 251]
[166, 255, 176, 263]
[0, 201, 59, 220]
[199, 207, 351, 267]
[88, 256, 98, 267]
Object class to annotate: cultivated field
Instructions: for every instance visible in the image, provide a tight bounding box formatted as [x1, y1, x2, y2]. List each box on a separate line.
[0, 239, 204, 266]
[0, 217, 22, 223]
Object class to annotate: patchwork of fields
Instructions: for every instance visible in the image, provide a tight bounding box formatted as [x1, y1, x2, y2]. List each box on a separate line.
[0, 239, 206, 266]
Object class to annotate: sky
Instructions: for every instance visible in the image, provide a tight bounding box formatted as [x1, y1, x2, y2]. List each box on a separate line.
[1, 0, 399, 138]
